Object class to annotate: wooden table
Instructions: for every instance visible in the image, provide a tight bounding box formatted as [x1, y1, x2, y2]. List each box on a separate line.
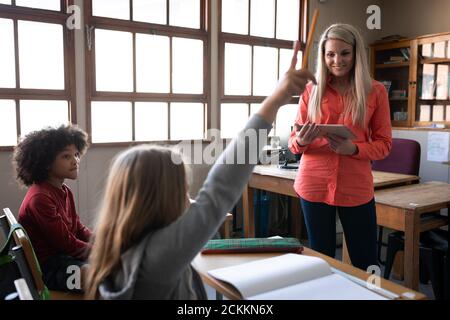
[242, 165, 420, 238]
[373, 182, 450, 290]
[192, 248, 426, 300]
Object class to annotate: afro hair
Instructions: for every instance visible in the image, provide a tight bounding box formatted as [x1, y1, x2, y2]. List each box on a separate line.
[13, 125, 89, 187]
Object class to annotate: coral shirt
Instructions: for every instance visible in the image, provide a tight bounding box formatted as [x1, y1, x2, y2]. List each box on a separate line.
[288, 79, 392, 206]
[18, 181, 92, 265]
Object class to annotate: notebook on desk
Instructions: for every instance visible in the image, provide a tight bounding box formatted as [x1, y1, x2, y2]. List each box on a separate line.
[201, 238, 303, 254]
[207, 254, 390, 300]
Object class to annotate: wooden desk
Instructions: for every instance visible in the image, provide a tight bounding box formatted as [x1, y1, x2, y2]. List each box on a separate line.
[242, 165, 420, 238]
[192, 248, 426, 300]
[373, 182, 450, 290]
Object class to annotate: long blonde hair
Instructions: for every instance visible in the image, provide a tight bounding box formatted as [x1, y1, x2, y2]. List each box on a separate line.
[308, 23, 373, 128]
[85, 145, 187, 299]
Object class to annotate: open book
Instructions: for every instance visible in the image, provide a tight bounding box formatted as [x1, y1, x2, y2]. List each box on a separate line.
[208, 254, 389, 300]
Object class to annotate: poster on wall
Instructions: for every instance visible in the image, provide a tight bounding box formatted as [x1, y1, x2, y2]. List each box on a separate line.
[427, 132, 450, 162]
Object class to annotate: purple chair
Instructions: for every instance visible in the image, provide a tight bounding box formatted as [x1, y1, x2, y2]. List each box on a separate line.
[372, 138, 421, 176]
[372, 138, 421, 265]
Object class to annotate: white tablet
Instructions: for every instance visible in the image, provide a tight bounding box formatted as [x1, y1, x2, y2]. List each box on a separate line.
[295, 124, 357, 140]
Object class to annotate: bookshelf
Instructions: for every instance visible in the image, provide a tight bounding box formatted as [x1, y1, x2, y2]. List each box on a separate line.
[371, 31, 450, 129]
[371, 39, 413, 128]
[414, 33, 450, 127]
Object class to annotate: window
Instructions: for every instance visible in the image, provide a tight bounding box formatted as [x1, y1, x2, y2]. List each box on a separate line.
[219, 0, 307, 138]
[0, 2, 76, 148]
[85, 0, 208, 144]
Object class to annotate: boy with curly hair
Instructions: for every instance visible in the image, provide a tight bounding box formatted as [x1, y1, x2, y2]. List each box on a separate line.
[13, 125, 92, 292]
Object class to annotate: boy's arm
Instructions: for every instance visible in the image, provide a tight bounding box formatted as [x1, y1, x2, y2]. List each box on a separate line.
[75, 217, 93, 242]
[28, 195, 92, 260]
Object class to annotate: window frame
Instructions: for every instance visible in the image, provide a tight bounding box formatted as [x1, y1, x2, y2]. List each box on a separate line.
[218, 0, 308, 136]
[0, 0, 77, 151]
[84, 0, 211, 146]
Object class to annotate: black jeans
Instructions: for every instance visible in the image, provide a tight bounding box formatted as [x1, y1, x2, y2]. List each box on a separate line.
[41, 254, 87, 292]
[300, 197, 378, 271]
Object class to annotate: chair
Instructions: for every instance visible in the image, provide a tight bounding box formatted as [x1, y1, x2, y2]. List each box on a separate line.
[383, 228, 449, 299]
[372, 138, 421, 264]
[1, 208, 47, 300]
[2, 208, 84, 300]
[219, 213, 234, 239]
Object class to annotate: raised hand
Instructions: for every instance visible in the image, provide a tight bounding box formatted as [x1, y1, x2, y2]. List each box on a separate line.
[269, 41, 317, 107]
[258, 41, 317, 124]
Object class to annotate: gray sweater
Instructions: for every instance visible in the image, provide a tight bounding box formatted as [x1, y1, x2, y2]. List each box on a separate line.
[99, 114, 272, 299]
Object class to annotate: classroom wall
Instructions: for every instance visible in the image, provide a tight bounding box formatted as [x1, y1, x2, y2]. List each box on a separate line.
[380, 0, 450, 39]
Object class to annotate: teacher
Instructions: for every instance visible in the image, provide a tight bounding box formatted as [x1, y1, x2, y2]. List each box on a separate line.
[288, 23, 392, 270]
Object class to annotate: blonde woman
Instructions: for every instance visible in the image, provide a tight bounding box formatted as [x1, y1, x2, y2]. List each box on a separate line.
[85, 45, 316, 299]
[288, 24, 392, 270]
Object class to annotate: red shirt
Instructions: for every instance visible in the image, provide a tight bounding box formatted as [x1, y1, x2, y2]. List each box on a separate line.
[18, 181, 92, 265]
[288, 80, 392, 206]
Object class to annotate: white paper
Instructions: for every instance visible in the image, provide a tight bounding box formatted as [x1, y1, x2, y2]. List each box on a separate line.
[420, 105, 431, 122]
[248, 274, 387, 300]
[208, 254, 332, 298]
[208, 253, 390, 300]
[436, 65, 449, 100]
[433, 41, 446, 58]
[427, 132, 450, 162]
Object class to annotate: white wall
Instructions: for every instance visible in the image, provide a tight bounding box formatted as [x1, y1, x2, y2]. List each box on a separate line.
[380, 0, 450, 39]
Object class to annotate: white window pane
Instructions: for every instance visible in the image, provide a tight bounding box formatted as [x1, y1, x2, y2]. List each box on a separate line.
[170, 103, 204, 140]
[279, 48, 302, 79]
[91, 102, 132, 143]
[18, 21, 64, 90]
[251, 103, 274, 136]
[0, 19, 15, 88]
[92, 0, 130, 20]
[136, 34, 170, 93]
[0, 100, 17, 146]
[133, 0, 166, 24]
[225, 43, 251, 95]
[16, 0, 60, 11]
[169, 0, 200, 29]
[250, 103, 263, 118]
[95, 29, 133, 92]
[221, 104, 248, 138]
[276, 104, 298, 138]
[173, 37, 203, 94]
[253, 46, 278, 96]
[135, 102, 168, 141]
[222, 0, 248, 35]
[0, 0, 11, 4]
[276, 0, 299, 41]
[20, 100, 68, 137]
[250, 0, 275, 38]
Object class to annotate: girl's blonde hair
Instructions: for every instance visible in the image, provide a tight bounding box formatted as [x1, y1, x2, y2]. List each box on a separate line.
[308, 23, 373, 128]
[85, 145, 187, 299]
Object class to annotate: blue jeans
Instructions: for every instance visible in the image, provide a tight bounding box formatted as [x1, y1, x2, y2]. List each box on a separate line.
[300, 197, 378, 271]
